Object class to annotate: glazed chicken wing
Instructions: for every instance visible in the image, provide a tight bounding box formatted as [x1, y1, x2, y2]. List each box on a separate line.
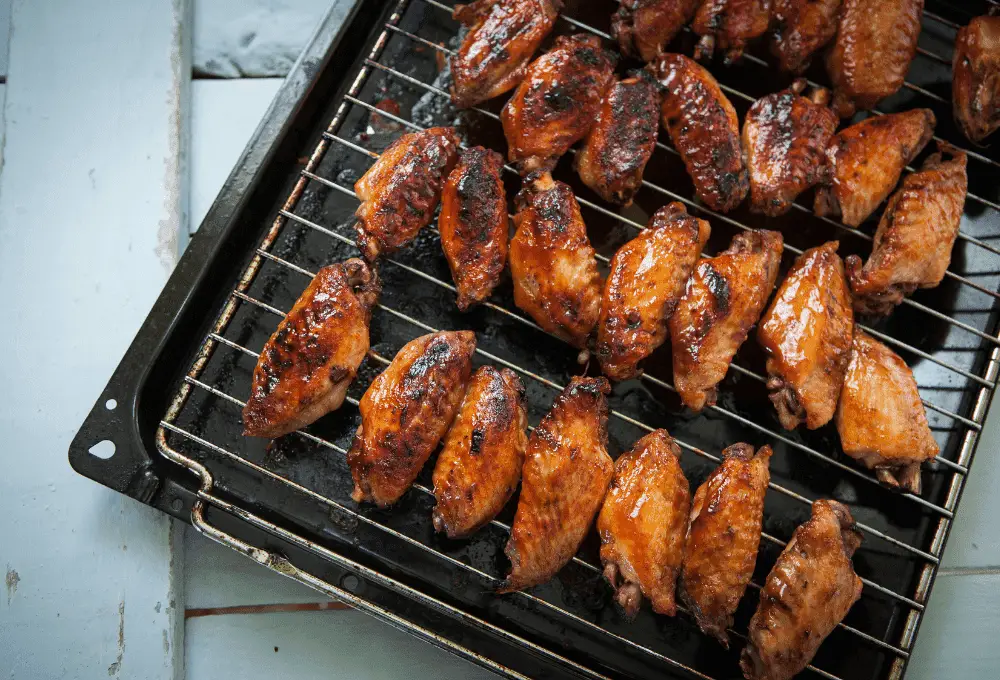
[348, 331, 476, 507]
[439, 146, 509, 311]
[815, 108, 935, 227]
[692, 0, 773, 64]
[243, 259, 381, 438]
[836, 331, 938, 494]
[502, 34, 617, 177]
[670, 230, 783, 411]
[680, 443, 772, 647]
[758, 242, 854, 430]
[743, 81, 838, 216]
[847, 145, 968, 316]
[597, 429, 690, 618]
[649, 54, 749, 212]
[354, 127, 461, 261]
[741, 500, 863, 680]
[953, 14, 1000, 143]
[612, 0, 701, 62]
[596, 203, 711, 381]
[450, 0, 562, 109]
[432, 366, 528, 538]
[770, 0, 842, 74]
[501, 377, 613, 592]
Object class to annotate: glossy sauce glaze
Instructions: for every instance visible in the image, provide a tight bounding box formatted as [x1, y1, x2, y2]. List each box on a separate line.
[692, 0, 772, 64]
[612, 0, 701, 62]
[770, 0, 843, 74]
[953, 14, 1000, 143]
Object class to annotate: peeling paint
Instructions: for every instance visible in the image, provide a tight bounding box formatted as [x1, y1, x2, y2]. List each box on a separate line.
[5, 566, 19, 605]
[154, 601, 161, 613]
[162, 629, 170, 655]
[107, 601, 125, 676]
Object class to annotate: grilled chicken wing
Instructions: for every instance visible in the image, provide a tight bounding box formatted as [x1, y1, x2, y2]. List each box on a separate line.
[826, 0, 924, 118]
[354, 127, 461, 261]
[770, 0, 842, 74]
[649, 54, 749, 212]
[243, 259, 381, 438]
[743, 81, 838, 216]
[814, 108, 935, 227]
[597, 429, 690, 618]
[835, 331, 938, 494]
[502, 34, 617, 177]
[670, 230, 783, 411]
[575, 72, 661, 206]
[612, 0, 701, 62]
[439, 146, 509, 311]
[741, 500, 863, 680]
[680, 443, 772, 647]
[432, 366, 528, 538]
[450, 0, 562, 109]
[758, 242, 854, 430]
[348, 331, 476, 507]
[509, 173, 603, 353]
[953, 14, 1000, 143]
[846, 145, 968, 316]
[596, 203, 711, 381]
[692, 0, 773, 64]
[501, 377, 613, 592]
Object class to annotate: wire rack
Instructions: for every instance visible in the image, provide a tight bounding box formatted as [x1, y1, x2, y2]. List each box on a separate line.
[157, 1, 1000, 678]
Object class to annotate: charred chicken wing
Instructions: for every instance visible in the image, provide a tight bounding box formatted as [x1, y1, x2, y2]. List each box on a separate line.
[692, 0, 773, 64]
[612, 0, 701, 62]
[953, 14, 1000, 143]
[770, 0, 843, 74]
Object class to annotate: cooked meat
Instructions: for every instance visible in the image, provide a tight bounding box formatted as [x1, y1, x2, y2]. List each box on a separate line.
[814, 108, 935, 227]
[501, 377, 613, 592]
[348, 331, 476, 507]
[692, 0, 773, 64]
[741, 500, 863, 680]
[670, 230, 783, 411]
[612, 0, 701, 62]
[770, 0, 843, 74]
[354, 127, 461, 261]
[432, 366, 528, 538]
[758, 242, 854, 430]
[846, 145, 968, 316]
[597, 429, 690, 618]
[596, 203, 711, 381]
[953, 14, 1000, 143]
[835, 331, 939, 494]
[243, 259, 381, 438]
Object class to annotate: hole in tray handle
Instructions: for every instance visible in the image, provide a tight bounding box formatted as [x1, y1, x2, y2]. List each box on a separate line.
[88, 440, 116, 460]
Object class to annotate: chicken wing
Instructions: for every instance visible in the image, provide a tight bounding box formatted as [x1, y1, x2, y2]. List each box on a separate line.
[432, 366, 528, 538]
[439, 146, 509, 311]
[509, 173, 603, 353]
[670, 230, 783, 411]
[846, 145, 967, 316]
[692, 0, 773, 64]
[575, 72, 661, 206]
[814, 108, 935, 227]
[612, 0, 701, 62]
[770, 0, 842, 74]
[835, 331, 938, 494]
[597, 429, 690, 618]
[758, 242, 854, 430]
[348, 331, 476, 507]
[741, 499, 863, 680]
[649, 53, 749, 212]
[826, 0, 924, 118]
[743, 81, 838, 216]
[501, 377, 613, 592]
[354, 127, 461, 261]
[596, 203, 711, 381]
[450, 0, 562, 110]
[680, 443, 772, 647]
[243, 259, 381, 438]
[953, 14, 1000, 143]
[502, 34, 617, 177]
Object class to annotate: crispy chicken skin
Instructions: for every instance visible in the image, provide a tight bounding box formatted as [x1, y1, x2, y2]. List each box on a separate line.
[596, 203, 711, 381]
[953, 14, 1000, 143]
[815, 108, 935, 227]
[243, 259, 381, 438]
[743, 81, 838, 216]
[450, 0, 562, 110]
[758, 242, 854, 430]
[502, 34, 617, 177]
[354, 127, 461, 261]
[826, 0, 925, 118]
[348, 331, 476, 507]
[597, 429, 690, 618]
[501, 377, 613, 592]
[847, 145, 968, 316]
[509, 173, 603, 352]
[741, 500, 863, 680]
[692, 0, 773, 64]
[432, 366, 528, 538]
[575, 72, 661, 206]
[770, 0, 842, 74]
[670, 230, 784, 411]
[612, 0, 701, 62]
[835, 331, 939, 494]
[649, 54, 749, 212]
[680, 443, 772, 647]
[439, 146, 509, 311]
